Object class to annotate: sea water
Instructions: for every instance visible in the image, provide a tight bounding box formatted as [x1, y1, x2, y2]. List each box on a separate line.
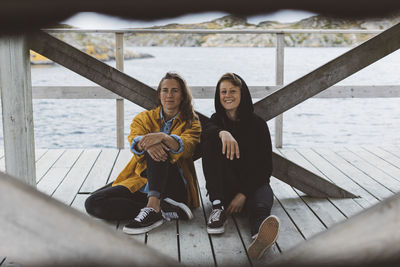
[1, 47, 399, 148]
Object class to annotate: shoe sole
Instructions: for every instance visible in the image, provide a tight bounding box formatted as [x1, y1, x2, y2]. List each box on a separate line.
[164, 198, 194, 220]
[122, 219, 163, 235]
[207, 225, 225, 234]
[248, 215, 280, 260]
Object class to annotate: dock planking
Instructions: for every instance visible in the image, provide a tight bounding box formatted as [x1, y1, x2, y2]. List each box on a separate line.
[2, 146, 400, 266]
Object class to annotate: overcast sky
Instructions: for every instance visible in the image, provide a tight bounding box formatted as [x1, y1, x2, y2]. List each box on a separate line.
[63, 10, 317, 29]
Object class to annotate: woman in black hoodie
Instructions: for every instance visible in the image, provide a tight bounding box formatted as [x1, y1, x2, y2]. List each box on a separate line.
[202, 73, 280, 260]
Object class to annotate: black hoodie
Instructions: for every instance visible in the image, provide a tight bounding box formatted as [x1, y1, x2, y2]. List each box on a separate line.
[202, 73, 273, 197]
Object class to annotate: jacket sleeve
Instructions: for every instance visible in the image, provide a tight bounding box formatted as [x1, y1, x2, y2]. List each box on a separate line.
[238, 119, 273, 198]
[169, 119, 202, 162]
[127, 112, 152, 162]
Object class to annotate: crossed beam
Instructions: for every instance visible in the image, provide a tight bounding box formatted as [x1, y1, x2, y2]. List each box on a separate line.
[28, 25, 400, 198]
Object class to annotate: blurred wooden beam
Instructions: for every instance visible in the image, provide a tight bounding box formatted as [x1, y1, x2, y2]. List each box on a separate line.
[270, 192, 400, 266]
[0, 171, 179, 266]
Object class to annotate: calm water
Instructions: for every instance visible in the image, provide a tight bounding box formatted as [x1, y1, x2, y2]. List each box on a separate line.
[1, 47, 399, 148]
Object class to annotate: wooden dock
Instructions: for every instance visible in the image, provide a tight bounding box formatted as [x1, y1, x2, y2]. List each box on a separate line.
[1, 145, 399, 266]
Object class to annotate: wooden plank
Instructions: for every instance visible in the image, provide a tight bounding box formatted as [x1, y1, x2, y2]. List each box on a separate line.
[274, 33, 284, 148]
[233, 215, 281, 265]
[272, 152, 356, 198]
[31, 85, 400, 99]
[117, 220, 146, 243]
[116, 32, 125, 149]
[313, 148, 394, 201]
[0, 171, 179, 266]
[146, 221, 179, 262]
[37, 167, 71, 196]
[80, 149, 119, 193]
[268, 198, 304, 253]
[70, 193, 90, 214]
[179, 160, 218, 266]
[0, 149, 4, 158]
[52, 149, 100, 205]
[107, 149, 133, 184]
[196, 159, 249, 266]
[346, 147, 400, 183]
[363, 146, 400, 172]
[278, 148, 363, 218]
[35, 149, 65, 183]
[253, 23, 400, 121]
[270, 177, 327, 239]
[270, 192, 400, 266]
[52, 149, 83, 168]
[335, 148, 400, 194]
[35, 149, 48, 162]
[0, 35, 36, 186]
[275, 149, 348, 227]
[36, 149, 82, 196]
[296, 148, 378, 209]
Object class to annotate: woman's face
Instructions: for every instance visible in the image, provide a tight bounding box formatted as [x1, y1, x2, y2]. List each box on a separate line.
[219, 80, 241, 113]
[159, 79, 183, 113]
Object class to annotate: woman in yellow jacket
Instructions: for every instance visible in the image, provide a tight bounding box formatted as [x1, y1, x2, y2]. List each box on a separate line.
[85, 72, 201, 234]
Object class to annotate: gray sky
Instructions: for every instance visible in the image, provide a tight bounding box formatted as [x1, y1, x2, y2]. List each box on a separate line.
[63, 10, 317, 29]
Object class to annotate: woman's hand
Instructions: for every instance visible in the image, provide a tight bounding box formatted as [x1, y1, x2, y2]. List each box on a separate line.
[139, 132, 167, 150]
[227, 193, 246, 214]
[219, 130, 240, 160]
[146, 143, 169, 162]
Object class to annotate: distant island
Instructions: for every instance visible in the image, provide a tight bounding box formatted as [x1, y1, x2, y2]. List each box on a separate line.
[32, 13, 400, 64]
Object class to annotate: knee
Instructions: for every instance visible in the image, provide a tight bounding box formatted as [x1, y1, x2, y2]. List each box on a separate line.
[84, 194, 101, 217]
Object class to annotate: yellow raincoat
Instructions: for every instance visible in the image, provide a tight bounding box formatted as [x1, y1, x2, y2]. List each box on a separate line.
[112, 106, 201, 208]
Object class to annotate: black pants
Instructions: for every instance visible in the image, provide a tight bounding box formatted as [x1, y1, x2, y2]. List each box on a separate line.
[85, 152, 186, 220]
[202, 133, 274, 236]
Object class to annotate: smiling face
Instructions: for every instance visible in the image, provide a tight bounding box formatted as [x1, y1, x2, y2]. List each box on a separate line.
[219, 80, 241, 114]
[159, 78, 183, 115]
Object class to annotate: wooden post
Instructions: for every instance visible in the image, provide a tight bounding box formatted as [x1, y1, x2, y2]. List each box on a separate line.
[0, 35, 36, 186]
[115, 33, 124, 149]
[275, 33, 284, 148]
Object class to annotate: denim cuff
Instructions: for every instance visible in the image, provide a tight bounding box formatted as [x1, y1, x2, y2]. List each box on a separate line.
[130, 136, 144, 155]
[169, 134, 184, 154]
[148, 190, 161, 199]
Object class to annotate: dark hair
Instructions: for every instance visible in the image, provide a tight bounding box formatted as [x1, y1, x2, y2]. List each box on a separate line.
[156, 72, 198, 123]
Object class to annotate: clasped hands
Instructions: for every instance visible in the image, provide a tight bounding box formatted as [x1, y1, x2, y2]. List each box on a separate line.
[137, 132, 169, 162]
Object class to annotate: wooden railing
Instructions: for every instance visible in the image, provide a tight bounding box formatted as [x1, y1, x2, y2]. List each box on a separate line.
[39, 28, 398, 148]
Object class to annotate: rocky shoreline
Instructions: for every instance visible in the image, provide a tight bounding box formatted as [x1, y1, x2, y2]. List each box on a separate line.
[33, 13, 400, 64]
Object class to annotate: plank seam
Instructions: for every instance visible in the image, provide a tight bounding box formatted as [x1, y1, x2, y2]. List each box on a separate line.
[335, 149, 400, 194]
[50, 150, 84, 196]
[70, 150, 103, 205]
[295, 148, 365, 211]
[36, 149, 66, 184]
[312, 148, 386, 202]
[196, 175, 218, 267]
[232, 216, 254, 267]
[362, 146, 400, 171]
[346, 147, 400, 183]
[105, 149, 122, 185]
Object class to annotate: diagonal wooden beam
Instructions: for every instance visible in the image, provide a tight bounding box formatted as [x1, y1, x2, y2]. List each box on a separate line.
[254, 22, 400, 121]
[273, 153, 356, 198]
[28, 31, 354, 198]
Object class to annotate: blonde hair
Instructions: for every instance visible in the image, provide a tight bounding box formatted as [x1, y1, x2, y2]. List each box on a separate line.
[157, 72, 198, 123]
